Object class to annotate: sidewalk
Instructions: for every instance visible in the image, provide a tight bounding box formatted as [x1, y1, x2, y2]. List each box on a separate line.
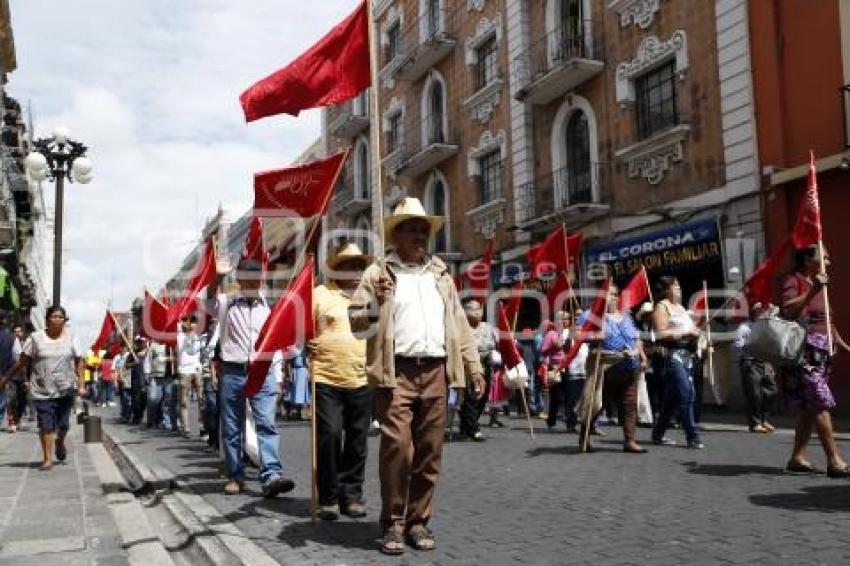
[0, 421, 130, 566]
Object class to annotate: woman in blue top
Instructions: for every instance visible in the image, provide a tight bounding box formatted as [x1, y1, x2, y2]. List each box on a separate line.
[577, 283, 648, 454]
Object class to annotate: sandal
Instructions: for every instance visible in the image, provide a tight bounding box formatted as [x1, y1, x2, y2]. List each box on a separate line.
[827, 464, 850, 479]
[380, 528, 405, 556]
[39, 461, 53, 471]
[407, 525, 435, 551]
[785, 460, 825, 475]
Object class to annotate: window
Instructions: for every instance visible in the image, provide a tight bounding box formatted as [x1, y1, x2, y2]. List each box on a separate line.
[353, 90, 369, 117]
[387, 113, 402, 153]
[636, 61, 678, 139]
[565, 110, 592, 204]
[432, 179, 447, 253]
[475, 36, 498, 90]
[478, 150, 503, 204]
[427, 81, 445, 144]
[386, 22, 401, 64]
[356, 143, 370, 199]
[555, 0, 583, 61]
[425, 0, 440, 38]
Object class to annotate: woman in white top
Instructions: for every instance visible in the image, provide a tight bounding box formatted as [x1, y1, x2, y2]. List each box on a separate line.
[650, 277, 704, 449]
[1, 306, 84, 470]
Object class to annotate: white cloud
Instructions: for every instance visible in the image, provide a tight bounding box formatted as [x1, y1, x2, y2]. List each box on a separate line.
[8, 0, 357, 344]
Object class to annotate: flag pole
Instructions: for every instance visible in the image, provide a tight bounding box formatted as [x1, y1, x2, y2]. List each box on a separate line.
[107, 307, 138, 362]
[702, 280, 720, 405]
[818, 240, 834, 354]
[306, 253, 318, 524]
[562, 223, 580, 315]
[366, 0, 386, 255]
[644, 266, 654, 305]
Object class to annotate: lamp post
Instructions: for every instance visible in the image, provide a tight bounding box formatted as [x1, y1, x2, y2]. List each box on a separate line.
[24, 127, 93, 307]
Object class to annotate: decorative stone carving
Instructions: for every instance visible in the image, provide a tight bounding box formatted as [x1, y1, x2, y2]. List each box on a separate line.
[608, 0, 662, 30]
[466, 198, 507, 238]
[464, 15, 502, 65]
[467, 129, 507, 176]
[614, 124, 690, 185]
[463, 78, 503, 124]
[467, 0, 486, 11]
[615, 30, 688, 104]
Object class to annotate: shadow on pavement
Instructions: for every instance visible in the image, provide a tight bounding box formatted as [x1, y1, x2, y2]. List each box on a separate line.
[683, 462, 785, 477]
[1, 461, 40, 469]
[275, 519, 380, 552]
[749, 485, 850, 513]
[525, 444, 620, 457]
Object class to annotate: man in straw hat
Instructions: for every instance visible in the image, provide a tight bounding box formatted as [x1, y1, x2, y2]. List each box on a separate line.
[349, 197, 485, 555]
[308, 242, 373, 521]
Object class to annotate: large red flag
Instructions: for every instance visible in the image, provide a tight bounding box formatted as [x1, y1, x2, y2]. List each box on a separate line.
[142, 291, 177, 347]
[254, 152, 346, 218]
[547, 272, 571, 315]
[245, 258, 315, 397]
[791, 151, 823, 250]
[467, 240, 494, 299]
[243, 215, 269, 271]
[744, 237, 792, 306]
[527, 227, 583, 278]
[240, 1, 370, 121]
[169, 239, 216, 324]
[91, 311, 116, 353]
[559, 278, 611, 370]
[619, 266, 651, 312]
[496, 303, 523, 370]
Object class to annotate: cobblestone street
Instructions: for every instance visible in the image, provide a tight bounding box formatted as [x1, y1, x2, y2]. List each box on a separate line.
[103, 410, 850, 566]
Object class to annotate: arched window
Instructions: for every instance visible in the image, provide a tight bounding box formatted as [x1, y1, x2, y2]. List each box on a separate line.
[425, 171, 449, 254]
[354, 140, 370, 199]
[426, 0, 440, 37]
[428, 81, 445, 144]
[565, 110, 592, 204]
[355, 214, 371, 255]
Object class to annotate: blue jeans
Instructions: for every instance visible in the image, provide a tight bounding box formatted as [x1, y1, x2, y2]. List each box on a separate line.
[564, 377, 586, 428]
[203, 378, 219, 448]
[0, 388, 7, 425]
[146, 376, 177, 429]
[220, 364, 283, 484]
[653, 354, 699, 443]
[119, 387, 132, 421]
[99, 381, 114, 404]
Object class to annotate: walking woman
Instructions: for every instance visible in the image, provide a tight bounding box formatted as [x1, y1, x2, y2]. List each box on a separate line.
[781, 246, 850, 477]
[457, 297, 499, 439]
[541, 311, 569, 431]
[0, 306, 85, 470]
[650, 277, 704, 449]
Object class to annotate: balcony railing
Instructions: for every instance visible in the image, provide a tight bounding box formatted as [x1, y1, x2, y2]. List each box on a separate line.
[333, 185, 372, 217]
[513, 21, 604, 105]
[329, 102, 370, 139]
[380, 8, 457, 86]
[396, 117, 459, 178]
[516, 163, 610, 228]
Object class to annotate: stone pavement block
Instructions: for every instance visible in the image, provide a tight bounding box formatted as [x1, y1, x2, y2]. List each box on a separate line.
[0, 535, 87, 558]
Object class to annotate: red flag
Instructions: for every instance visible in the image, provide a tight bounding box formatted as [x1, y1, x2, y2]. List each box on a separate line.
[619, 266, 651, 312]
[467, 240, 494, 299]
[91, 311, 116, 353]
[239, 1, 370, 121]
[527, 227, 583, 278]
[791, 151, 823, 249]
[142, 291, 177, 347]
[245, 258, 315, 397]
[547, 272, 571, 315]
[503, 279, 524, 326]
[496, 304, 523, 370]
[453, 272, 463, 292]
[243, 215, 270, 272]
[168, 239, 216, 324]
[254, 152, 346, 218]
[559, 278, 611, 370]
[744, 237, 792, 306]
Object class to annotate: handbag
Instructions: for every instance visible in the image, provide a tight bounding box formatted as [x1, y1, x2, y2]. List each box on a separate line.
[743, 306, 806, 367]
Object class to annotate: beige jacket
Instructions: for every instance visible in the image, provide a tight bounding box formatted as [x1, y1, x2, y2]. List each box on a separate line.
[348, 253, 483, 389]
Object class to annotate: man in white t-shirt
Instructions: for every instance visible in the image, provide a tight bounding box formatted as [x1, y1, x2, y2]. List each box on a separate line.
[176, 316, 203, 438]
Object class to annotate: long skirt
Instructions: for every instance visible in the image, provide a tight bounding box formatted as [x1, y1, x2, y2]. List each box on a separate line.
[487, 367, 512, 407]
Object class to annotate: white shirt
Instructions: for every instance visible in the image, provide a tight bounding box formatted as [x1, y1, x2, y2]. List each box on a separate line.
[392, 266, 446, 358]
[567, 342, 589, 378]
[176, 331, 203, 375]
[214, 293, 270, 364]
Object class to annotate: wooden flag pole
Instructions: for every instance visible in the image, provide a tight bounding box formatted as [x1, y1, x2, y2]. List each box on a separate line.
[644, 266, 655, 305]
[507, 284, 535, 438]
[818, 240, 834, 354]
[702, 280, 719, 405]
[107, 307, 138, 362]
[308, 256, 319, 524]
[581, 349, 603, 454]
[366, 0, 386, 255]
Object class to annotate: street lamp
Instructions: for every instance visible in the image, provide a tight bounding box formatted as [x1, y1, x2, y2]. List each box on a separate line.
[24, 127, 93, 307]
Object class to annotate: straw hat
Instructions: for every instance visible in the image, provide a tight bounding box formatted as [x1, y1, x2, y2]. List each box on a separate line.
[383, 197, 444, 242]
[326, 241, 373, 271]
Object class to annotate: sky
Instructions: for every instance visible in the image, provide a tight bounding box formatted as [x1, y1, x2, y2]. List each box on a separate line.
[8, 0, 356, 345]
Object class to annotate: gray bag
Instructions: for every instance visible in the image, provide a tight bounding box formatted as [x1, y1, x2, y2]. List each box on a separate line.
[743, 307, 806, 367]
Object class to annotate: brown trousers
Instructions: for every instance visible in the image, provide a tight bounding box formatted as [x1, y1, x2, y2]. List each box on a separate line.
[373, 357, 447, 531]
[601, 365, 639, 443]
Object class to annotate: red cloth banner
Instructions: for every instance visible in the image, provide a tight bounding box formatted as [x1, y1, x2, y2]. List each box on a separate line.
[527, 227, 583, 278]
[142, 291, 177, 347]
[243, 215, 269, 271]
[496, 303, 523, 370]
[791, 151, 823, 250]
[744, 237, 792, 307]
[239, 1, 370, 121]
[559, 278, 611, 370]
[91, 311, 116, 353]
[254, 152, 346, 218]
[619, 266, 651, 312]
[245, 258, 315, 397]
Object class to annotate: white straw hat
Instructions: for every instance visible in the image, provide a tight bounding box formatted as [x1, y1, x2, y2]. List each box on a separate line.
[384, 197, 444, 242]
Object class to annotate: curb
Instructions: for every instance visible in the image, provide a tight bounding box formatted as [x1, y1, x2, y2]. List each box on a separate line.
[86, 442, 176, 566]
[102, 423, 280, 566]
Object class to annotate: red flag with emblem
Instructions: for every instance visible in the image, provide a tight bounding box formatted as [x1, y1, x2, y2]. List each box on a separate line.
[619, 266, 651, 312]
[254, 152, 346, 218]
[239, 1, 370, 121]
[527, 227, 583, 278]
[91, 311, 116, 353]
[791, 151, 823, 250]
[245, 258, 315, 397]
